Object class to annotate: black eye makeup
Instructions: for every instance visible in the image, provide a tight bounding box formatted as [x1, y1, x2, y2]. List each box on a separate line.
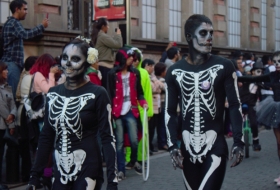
[62, 54, 68, 61]
[71, 56, 81, 62]
[199, 30, 207, 36]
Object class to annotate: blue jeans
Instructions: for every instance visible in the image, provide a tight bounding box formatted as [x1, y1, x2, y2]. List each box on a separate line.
[115, 111, 138, 174]
[6, 61, 22, 98]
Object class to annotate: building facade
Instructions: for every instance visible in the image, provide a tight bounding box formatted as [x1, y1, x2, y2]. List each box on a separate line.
[0, 0, 278, 61]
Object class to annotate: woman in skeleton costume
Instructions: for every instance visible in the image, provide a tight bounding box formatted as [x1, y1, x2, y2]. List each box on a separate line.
[256, 51, 280, 186]
[26, 39, 118, 190]
[165, 14, 244, 190]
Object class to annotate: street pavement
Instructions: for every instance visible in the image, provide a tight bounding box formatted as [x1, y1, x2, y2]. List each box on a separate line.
[11, 129, 280, 190]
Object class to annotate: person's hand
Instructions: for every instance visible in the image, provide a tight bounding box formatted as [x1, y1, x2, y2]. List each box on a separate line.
[42, 18, 49, 28]
[143, 104, 148, 110]
[166, 42, 174, 51]
[50, 66, 60, 74]
[5, 114, 15, 124]
[9, 128, 15, 135]
[116, 28, 121, 35]
[230, 146, 244, 167]
[169, 148, 183, 170]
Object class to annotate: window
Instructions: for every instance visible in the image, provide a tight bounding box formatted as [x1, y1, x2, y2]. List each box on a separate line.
[169, 0, 181, 42]
[193, 0, 203, 14]
[142, 0, 156, 39]
[0, 0, 12, 24]
[275, 1, 280, 50]
[227, 0, 241, 48]
[261, 0, 267, 51]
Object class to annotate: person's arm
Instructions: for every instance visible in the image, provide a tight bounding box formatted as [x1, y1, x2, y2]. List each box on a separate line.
[100, 33, 122, 49]
[142, 71, 153, 117]
[34, 72, 56, 94]
[27, 94, 55, 188]
[159, 51, 167, 62]
[164, 67, 179, 150]
[237, 73, 270, 83]
[224, 61, 245, 167]
[96, 87, 118, 190]
[135, 70, 147, 107]
[13, 21, 45, 40]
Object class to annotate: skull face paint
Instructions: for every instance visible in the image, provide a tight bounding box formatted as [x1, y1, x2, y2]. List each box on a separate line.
[61, 44, 86, 78]
[193, 22, 213, 54]
[273, 54, 280, 71]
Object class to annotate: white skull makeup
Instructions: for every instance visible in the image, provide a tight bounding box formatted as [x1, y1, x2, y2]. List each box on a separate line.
[273, 54, 280, 71]
[253, 69, 262, 76]
[192, 22, 213, 54]
[61, 44, 86, 78]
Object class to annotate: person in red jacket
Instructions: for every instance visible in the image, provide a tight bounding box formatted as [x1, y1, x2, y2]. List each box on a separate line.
[107, 47, 148, 180]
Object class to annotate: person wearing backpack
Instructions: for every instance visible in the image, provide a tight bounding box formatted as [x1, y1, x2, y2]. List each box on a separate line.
[0, 0, 48, 98]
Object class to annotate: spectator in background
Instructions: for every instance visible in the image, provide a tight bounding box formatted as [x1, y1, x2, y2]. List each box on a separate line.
[242, 52, 255, 74]
[164, 47, 180, 70]
[261, 55, 275, 100]
[0, 0, 48, 98]
[123, 48, 153, 170]
[142, 59, 164, 153]
[15, 56, 38, 103]
[91, 17, 123, 88]
[159, 42, 177, 63]
[28, 54, 60, 187]
[85, 48, 102, 86]
[154, 62, 168, 151]
[0, 62, 17, 187]
[107, 47, 148, 180]
[16, 56, 37, 182]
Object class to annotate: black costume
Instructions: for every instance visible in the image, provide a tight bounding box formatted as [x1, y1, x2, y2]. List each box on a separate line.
[29, 82, 118, 189]
[165, 55, 243, 189]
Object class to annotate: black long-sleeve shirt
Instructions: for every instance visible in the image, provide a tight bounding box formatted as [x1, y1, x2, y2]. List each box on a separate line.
[165, 55, 243, 163]
[30, 82, 118, 189]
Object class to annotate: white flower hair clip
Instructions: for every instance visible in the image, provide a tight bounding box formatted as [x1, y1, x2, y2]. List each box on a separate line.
[76, 35, 91, 44]
[87, 47, 98, 64]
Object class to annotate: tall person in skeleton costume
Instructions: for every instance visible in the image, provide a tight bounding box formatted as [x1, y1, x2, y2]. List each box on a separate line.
[26, 38, 118, 190]
[165, 14, 244, 190]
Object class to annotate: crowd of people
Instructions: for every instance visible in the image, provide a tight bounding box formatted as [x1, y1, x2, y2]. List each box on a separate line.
[1, 1, 280, 190]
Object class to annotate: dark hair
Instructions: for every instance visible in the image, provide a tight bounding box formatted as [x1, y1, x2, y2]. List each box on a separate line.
[91, 17, 108, 46]
[262, 55, 271, 66]
[231, 50, 243, 59]
[24, 56, 38, 71]
[135, 51, 142, 62]
[29, 54, 56, 78]
[154, 62, 167, 76]
[0, 62, 8, 84]
[114, 47, 134, 72]
[273, 51, 280, 59]
[167, 47, 179, 59]
[141, 59, 155, 68]
[243, 52, 253, 60]
[184, 14, 212, 41]
[10, 0, 27, 14]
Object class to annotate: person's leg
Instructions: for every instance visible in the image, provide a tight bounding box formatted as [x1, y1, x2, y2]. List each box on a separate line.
[198, 154, 227, 190]
[158, 110, 168, 150]
[273, 127, 280, 160]
[248, 105, 261, 151]
[114, 117, 125, 174]
[149, 115, 156, 152]
[124, 111, 138, 165]
[18, 139, 32, 182]
[6, 62, 21, 98]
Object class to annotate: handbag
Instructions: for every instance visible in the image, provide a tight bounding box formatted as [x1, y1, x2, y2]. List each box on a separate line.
[3, 127, 19, 146]
[23, 73, 46, 121]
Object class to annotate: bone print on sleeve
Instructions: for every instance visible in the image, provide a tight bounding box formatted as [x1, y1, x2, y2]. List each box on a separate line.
[96, 87, 118, 188]
[165, 66, 180, 150]
[224, 60, 244, 147]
